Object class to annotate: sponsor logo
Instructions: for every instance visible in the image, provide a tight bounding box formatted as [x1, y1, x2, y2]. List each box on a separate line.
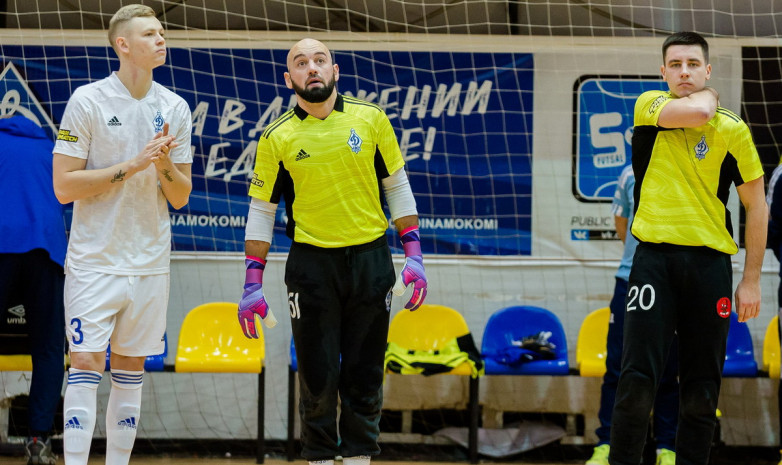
[571, 229, 619, 241]
[347, 128, 362, 153]
[7, 304, 25, 324]
[250, 173, 264, 188]
[649, 95, 667, 115]
[694, 134, 709, 160]
[65, 417, 83, 430]
[107, 116, 121, 126]
[295, 149, 310, 161]
[57, 129, 78, 142]
[418, 217, 497, 230]
[716, 297, 731, 318]
[117, 417, 137, 429]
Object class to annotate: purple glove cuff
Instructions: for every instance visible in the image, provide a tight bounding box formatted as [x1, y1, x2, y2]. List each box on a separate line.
[400, 226, 422, 258]
[245, 256, 266, 285]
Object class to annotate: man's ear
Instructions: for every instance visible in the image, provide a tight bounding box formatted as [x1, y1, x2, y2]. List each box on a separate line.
[283, 72, 293, 90]
[115, 36, 129, 54]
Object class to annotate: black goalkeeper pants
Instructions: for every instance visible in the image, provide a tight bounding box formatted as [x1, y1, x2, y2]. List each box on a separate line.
[610, 242, 731, 465]
[0, 250, 65, 438]
[286, 236, 396, 461]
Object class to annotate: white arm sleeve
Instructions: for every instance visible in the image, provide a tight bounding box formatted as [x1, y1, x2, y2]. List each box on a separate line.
[245, 197, 277, 243]
[382, 168, 418, 221]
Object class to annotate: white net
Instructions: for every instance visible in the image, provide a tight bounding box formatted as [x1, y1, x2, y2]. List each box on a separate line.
[1, 0, 781, 459]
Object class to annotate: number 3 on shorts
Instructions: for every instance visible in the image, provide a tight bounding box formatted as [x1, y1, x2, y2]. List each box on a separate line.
[70, 317, 84, 345]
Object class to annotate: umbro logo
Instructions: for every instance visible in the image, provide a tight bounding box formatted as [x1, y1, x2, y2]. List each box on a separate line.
[295, 149, 310, 161]
[65, 416, 83, 430]
[7, 305, 24, 318]
[7, 305, 25, 325]
[118, 417, 137, 429]
[107, 116, 122, 127]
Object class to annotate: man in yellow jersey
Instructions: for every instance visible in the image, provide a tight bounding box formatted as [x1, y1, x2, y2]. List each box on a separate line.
[238, 38, 427, 465]
[609, 32, 767, 465]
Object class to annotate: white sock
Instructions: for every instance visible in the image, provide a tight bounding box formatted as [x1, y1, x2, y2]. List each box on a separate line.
[343, 456, 371, 465]
[63, 368, 102, 465]
[105, 369, 143, 465]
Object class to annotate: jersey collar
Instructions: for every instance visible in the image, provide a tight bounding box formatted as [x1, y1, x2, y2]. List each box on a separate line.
[293, 94, 344, 120]
[108, 72, 157, 101]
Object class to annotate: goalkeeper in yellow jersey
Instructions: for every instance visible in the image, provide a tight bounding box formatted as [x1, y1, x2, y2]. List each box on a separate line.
[238, 38, 427, 465]
[609, 31, 766, 465]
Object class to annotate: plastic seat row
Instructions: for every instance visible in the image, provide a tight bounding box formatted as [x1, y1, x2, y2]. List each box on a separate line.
[0, 302, 773, 465]
[0, 302, 267, 464]
[288, 304, 566, 463]
[577, 307, 766, 378]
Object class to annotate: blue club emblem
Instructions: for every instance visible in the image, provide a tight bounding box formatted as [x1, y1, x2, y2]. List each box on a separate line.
[347, 128, 362, 154]
[694, 134, 709, 160]
[153, 110, 164, 133]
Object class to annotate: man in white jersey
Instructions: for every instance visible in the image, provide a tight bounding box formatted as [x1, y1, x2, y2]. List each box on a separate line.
[51, 5, 192, 465]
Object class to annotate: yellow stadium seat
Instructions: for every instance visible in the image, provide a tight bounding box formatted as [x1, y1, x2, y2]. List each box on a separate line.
[175, 302, 266, 463]
[386, 304, 481, 463]
[388, 304, 475, 375]
[763, 315, 780, 379]
[576, 307, 610, 377]
[0, 354, 69, 371]
[0, 355, 32, 371]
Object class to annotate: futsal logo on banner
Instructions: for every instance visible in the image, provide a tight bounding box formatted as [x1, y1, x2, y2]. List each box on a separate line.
[570, 76, 667, 241]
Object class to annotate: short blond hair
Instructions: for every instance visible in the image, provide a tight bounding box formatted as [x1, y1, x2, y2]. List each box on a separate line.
[108, 4, 157, 50]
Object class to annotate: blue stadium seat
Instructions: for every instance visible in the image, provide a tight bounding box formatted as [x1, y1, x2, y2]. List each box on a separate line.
[481, 305, 569, 375]
[723, 312, 758, 377]
[105, 333, 167, 372]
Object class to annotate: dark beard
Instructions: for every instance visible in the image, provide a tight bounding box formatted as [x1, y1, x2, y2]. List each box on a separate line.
[291, 76, 335, 104]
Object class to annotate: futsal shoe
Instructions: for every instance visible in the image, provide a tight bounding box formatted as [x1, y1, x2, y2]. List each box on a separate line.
[586, 444, 609, 465]
[24, 436, 56, 465]
[656, 448, 675, 465]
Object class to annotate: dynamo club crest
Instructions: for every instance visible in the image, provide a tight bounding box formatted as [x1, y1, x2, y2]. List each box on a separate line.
[694, 135, 709, 160]
[153, 110, 164, 133]
[347, 128, 362, 154]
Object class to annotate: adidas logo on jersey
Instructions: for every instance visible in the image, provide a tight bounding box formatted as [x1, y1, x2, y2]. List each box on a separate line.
[107, 116, 122, 127]
[295, 149, 310, 161]
[117, 417, 137, 429]
[65, 416, 83, 430]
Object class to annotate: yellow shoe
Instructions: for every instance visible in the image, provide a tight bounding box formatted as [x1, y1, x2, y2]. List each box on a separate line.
[656, 448, 675, 465]
[586, 444, 610, 465]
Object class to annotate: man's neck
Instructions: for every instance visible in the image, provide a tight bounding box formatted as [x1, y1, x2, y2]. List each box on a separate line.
[298, 92, 337, 120]
[115, 65, 154, 100]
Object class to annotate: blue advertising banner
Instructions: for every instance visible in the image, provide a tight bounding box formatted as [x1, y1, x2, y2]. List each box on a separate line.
[0, 46, 533, 255]
[573, 76, 668, 202]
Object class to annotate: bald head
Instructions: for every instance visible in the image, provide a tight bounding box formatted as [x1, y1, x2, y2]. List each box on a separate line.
[284, 38, 339, 106]
[287, 38, 332, 71]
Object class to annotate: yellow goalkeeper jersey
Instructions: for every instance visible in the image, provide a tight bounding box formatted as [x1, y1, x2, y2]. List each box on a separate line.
[249, 94, 405, 248]
[630, 90, 764, 255]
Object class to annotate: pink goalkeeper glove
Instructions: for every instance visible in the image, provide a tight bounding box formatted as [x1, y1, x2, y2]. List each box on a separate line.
[392, 226, 428, 311]
[238, 256, 277, 338]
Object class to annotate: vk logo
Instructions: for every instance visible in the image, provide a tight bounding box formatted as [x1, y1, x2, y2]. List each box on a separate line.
[571, 230, 589, 241]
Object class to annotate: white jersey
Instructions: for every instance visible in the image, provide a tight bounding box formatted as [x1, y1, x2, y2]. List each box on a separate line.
[54, 72, 192, 275]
